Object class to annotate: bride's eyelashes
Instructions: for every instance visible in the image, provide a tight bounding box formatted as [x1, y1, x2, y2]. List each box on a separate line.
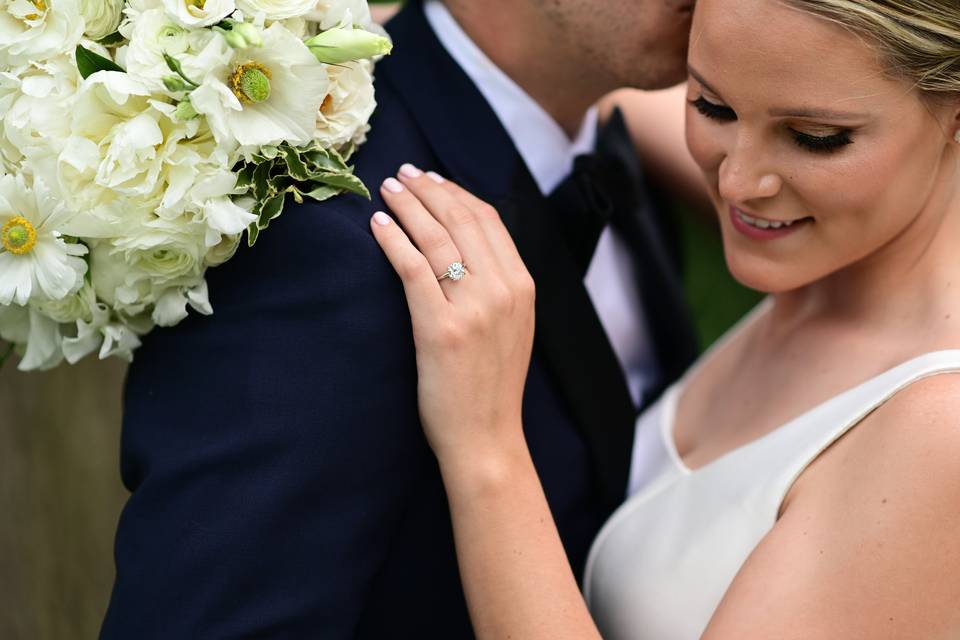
[690, 95, 854, 154]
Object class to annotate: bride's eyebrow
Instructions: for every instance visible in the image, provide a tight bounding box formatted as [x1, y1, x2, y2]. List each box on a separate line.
[689, 64, 868, 121]
[687, 65, 727, 101]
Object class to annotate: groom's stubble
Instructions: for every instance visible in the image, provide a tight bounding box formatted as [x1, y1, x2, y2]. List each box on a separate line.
[442, 0, 694, 135]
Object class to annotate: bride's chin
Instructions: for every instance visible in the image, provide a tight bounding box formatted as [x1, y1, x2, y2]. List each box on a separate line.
[723, 252, 816, 295]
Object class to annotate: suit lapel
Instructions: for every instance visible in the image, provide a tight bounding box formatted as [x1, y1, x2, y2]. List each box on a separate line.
[379, 1, 637, 507]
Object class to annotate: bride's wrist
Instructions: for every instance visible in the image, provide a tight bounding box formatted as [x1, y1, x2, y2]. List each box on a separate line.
[436, 429, 534, 497]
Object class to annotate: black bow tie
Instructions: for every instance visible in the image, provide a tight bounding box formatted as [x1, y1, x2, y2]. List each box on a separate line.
[547, 109, 650, 275]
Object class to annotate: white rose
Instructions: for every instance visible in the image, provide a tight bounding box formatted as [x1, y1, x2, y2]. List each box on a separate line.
[305, 0, 370, 29]
[162, 0, 236, 27]
[314, 58, 374, 149]
[235, 0, 315, 20]
[0, 0, 86, 66]
[79, 0, 123, 39]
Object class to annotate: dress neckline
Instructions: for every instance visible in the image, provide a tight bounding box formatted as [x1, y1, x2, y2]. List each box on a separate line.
[658, 299, 960, 476]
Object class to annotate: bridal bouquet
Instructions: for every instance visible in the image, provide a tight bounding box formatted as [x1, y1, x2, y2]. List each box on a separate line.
[0, 0, 391, 371]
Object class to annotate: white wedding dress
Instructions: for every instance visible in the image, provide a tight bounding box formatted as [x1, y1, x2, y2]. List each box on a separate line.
[584, 300, 960, 639]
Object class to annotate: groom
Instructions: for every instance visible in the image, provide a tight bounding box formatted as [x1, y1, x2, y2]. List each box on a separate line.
[102, 0, 698, 637]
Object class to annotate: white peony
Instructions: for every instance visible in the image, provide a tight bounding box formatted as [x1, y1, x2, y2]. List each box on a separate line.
[0, 55, 81, 178]
[305, 0, 370, 29]
[162, 0, 236, 28]
[79, 0, 123, 39]
[0, 174, 87, 307]
[315, 58, 374, 149]
[0, 0, 85, 66]
[235, 0, 315, 21]
[190, 22, 329, 149]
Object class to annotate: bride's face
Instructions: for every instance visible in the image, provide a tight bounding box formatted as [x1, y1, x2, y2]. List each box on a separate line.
[685, 0, 960, 293]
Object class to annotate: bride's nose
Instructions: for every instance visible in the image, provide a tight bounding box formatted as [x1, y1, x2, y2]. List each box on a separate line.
[718, 136, 783, 203]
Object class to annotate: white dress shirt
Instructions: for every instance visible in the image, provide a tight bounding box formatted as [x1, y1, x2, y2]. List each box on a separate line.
[424, 1, 659, 408]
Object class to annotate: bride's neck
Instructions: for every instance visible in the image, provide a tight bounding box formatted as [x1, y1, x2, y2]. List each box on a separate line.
[774, 161, 960, 334]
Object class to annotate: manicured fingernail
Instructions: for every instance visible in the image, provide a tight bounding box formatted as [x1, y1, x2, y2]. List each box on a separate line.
[373, 211, 391, 226]
[383, 177, 404, 193]
[426, 171, 445, 184]
[399, 163, 422, 178]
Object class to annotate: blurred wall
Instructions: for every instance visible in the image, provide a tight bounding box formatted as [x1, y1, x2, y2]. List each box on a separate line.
[0, 356, 127, 639]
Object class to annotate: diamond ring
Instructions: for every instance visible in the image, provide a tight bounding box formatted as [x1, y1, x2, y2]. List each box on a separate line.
[437, 262, 467, 282]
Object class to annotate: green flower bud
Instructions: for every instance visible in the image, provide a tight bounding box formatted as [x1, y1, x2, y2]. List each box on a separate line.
[223, 29, 248, 49]
[163, 75, 190, 92]
[174, 99, 199, 121]
[305, 27, 392, 65]
[232, 21, 262, 48]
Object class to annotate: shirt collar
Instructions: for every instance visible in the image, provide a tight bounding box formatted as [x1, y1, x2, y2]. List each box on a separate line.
[424, 0, 598, 195]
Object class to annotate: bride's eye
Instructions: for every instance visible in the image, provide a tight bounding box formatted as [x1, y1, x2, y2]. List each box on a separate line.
[791, 130, 853, 154]
[690, 96, 737, 122]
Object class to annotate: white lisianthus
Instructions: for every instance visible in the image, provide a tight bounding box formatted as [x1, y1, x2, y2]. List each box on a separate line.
[162, 0, 236, 28]
[315, 58, 374, 149]
[305, 0, 370, 29]
[235, 0, 315, 21]
[79, 0, 123, 39]
[0, 174, 87, 307]
[0, 0, 85, 66]
[190, 22, 330, 149]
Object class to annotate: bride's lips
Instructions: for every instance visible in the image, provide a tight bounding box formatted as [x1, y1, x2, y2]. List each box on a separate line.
[729, 206, 812, 240]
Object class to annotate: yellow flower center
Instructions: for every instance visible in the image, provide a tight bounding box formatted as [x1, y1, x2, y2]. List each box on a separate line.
[229, 62, 272, 104]
[186, 0, 207, 18]
[320, 94, 334, 116]
[1, 216, 37, 255]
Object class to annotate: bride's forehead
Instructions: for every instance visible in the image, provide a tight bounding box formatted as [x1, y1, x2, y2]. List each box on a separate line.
[689, 0, 888, 92]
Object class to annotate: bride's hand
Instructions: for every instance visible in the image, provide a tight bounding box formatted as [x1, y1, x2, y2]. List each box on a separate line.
[370, 164, 535, 469]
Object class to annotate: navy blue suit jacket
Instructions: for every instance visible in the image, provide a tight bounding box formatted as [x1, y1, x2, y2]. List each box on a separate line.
[101, 3, 697, 637]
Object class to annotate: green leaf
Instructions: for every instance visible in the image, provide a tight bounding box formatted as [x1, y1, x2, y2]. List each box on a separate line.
[246, 222, 260, 247]
[257, 193, 286, 229]
[281, 146, 310, 181]
[301, 184, 341, 202]
[315, 171, 370, 199]
[235, 165, 255, 190]
[252, 162, 271, 201]
[97, 31, 126, 46]
[76, 45, 124, 79]
[303, 148, 348, 173]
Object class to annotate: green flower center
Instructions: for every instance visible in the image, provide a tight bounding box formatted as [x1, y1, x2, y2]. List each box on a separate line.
[230, 62, 272, 104]
[1, 216, 37, 255]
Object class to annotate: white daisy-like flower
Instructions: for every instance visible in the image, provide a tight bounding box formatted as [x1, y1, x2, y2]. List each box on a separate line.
[190, 21, 330, 149]
[0, 173, 87, 306]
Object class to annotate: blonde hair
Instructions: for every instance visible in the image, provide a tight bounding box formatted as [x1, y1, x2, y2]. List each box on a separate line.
[784, 0, 960, 97]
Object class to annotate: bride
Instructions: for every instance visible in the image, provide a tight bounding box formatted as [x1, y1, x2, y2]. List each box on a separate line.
[368, 0, 960, 636]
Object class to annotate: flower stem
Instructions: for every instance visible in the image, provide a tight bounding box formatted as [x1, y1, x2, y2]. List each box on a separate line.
[0, 342, 14, 370]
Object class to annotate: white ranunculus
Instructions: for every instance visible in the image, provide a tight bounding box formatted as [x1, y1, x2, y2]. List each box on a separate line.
[305, 0, 369, 29]
[0, 0, 85, 66]
[123, 8, 220, 91]
[235, 0, 315, 21]
[162, 0, 236, 28]
[32, 279, 95, 324]
[0, 174, 87, 307]
[190, 22, 330, 149]
[79, 0, 123, 39]
[315, 58, 374, 149]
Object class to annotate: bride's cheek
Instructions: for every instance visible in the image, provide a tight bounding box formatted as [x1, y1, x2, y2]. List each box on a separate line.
[685, 115, 724, 183]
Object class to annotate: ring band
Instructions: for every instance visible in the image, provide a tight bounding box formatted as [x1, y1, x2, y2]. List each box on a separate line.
[437, 262, 467, 282]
